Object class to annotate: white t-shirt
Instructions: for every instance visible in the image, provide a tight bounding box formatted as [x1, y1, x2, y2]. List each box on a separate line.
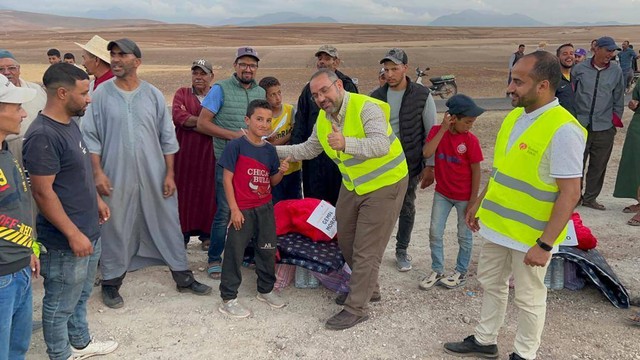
[479, 99, 586, 253]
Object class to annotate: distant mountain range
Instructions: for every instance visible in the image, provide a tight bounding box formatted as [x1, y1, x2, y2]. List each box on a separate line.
[0, 8, 632, 30]
[428, 10, 547, 27]
[0, 10, 162, 31]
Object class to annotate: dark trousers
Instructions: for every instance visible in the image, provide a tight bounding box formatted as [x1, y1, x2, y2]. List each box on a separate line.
[101, 269, 195, 289]
[272, 170, 302, 205]
[395, 174, 420, 252]
[336, 177, 408, 317]
[219, 202, 277, 301]
[582, 126, 616, 202]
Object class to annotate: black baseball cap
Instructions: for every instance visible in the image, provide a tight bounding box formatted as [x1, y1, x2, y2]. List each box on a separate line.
[446, 94, 485, 117]
[107, 38, 142, 58]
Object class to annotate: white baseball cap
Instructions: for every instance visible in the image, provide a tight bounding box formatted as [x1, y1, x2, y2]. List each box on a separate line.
[0, 74, 36, 104]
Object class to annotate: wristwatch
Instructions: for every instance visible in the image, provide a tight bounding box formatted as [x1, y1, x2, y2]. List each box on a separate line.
[536, 238, 552, 252]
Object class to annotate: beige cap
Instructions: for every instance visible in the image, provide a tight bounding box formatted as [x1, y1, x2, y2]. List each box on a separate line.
[75, 35, 111, 64]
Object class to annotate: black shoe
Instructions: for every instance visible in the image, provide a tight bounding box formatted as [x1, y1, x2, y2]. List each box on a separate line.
[177, 280, 212, 295]
[335, 293, 382, 305]
[325, 309, 369, 330]
[443, 335, 498, 358]
[509, 353, 526, 360]
[101, 286, 124, 309]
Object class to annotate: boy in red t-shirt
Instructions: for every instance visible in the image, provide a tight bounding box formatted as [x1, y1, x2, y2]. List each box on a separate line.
[218, 99, 291, 318]
[419, 94, 484, 290]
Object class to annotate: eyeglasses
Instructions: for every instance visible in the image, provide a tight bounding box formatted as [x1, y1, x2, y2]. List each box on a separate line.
[236, 63, 258, 70]
[0, 66, 19, 73]
[311, 80, 337, 101]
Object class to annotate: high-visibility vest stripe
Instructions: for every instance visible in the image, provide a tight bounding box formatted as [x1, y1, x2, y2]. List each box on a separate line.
[482, 199, 548, 231]
[353, 152, 407, 187]
[493, 171, 559, 203]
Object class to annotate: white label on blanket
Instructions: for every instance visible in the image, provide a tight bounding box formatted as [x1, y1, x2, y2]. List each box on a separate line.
[561, 219, 578, 247]
[306, 200, 337, 239]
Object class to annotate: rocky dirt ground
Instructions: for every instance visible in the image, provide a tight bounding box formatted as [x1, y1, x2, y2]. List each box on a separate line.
[3, 23, 638, 359]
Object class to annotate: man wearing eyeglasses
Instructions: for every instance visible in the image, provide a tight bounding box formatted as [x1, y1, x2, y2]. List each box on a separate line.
[0, 49, 46, 166]
[196, 47, 265, 280]
[277, 69, 408, 330]
[291, 45, 359, 207]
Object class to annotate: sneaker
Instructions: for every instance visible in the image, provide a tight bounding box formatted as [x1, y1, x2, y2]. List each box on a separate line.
[443, 335, 498, 359]
[396, 251, 412, 272]
[419, 271, 444, 291]
[440, 272, 467, 289]
[509, 353, 526, 360]
[101, 286, 124, 309]
[71, 337, 118, 359]
[218, 298, 252, 318]
[256, 291, 286, 309]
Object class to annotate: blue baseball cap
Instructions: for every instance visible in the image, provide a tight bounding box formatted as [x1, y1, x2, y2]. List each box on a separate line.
[0, 49, 16, 60]
[446, 94, 485, 117]
[595, 36, 621, 51]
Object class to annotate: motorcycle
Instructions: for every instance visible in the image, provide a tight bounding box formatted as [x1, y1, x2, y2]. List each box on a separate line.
[415, 67, 458, 99]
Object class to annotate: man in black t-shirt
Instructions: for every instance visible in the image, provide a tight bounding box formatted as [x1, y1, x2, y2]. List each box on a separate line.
[0, 73, 37, 360]
[22, 63, 118, 360]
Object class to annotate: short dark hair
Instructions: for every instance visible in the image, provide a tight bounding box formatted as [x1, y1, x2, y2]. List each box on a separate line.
[522, 51, 562, 92]
[63, 52, 75, 60]
[43, 63, 89, 93]
[258, 76, 280, 91]
[555, 43, 574, 57]
[519, 44, 525, 48]
[47, 48, 61, 57]
[246, 99, 272, 118]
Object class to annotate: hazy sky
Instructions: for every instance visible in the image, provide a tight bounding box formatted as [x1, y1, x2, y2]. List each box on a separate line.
[4, 0, 640, 25]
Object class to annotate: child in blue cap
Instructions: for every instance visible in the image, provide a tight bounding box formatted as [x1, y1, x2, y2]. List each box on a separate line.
[419, 94, 485, 290]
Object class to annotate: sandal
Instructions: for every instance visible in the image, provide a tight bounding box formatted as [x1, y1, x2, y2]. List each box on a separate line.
[623, 203, 640, 213]
[207, 262, 222, 280]
[627, 214, 640, 226]
[582, 200, 606, 211]
[625, 311, 640, 326]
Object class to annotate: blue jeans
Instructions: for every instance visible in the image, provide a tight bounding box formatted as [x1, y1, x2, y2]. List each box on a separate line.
[208, 167, 230, 263]
[41, 239, 101, 360]
[0, 266, 32, 360]
[428, 192, 473, 274]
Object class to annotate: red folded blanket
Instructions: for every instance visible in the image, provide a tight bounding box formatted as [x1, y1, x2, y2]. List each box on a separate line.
[274, 198, 334, 242]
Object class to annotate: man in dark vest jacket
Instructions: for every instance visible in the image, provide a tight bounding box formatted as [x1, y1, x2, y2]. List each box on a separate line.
[371, 48, 436, 271]
[291, 45, 358, 206]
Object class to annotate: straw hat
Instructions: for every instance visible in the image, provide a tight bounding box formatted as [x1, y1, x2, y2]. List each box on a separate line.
[75, 35, 110, 64]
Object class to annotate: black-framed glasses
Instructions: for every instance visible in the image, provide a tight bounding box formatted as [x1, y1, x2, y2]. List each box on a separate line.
[237, 63, 258, 70]
[311, 80, 337, 101]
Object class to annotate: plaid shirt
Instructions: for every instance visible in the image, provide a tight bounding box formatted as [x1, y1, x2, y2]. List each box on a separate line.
[277, 92, 390, 161]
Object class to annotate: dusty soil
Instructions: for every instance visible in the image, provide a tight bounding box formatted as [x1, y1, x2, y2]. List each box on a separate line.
[3, 23, 637, 359]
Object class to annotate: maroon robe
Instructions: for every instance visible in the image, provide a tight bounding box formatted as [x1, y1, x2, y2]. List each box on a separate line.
[172, 87, 216, 236]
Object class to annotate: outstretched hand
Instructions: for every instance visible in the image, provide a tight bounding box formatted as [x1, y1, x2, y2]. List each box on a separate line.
[279, 156, 291, 174]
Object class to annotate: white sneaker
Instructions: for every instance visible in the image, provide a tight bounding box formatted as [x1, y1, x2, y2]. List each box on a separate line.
[440, 272, 467, 289]
[218, 298, 252, 318]
[418, 271, 444, 291]
[256, 291, 286, 309]
[71, 337, 118, 359]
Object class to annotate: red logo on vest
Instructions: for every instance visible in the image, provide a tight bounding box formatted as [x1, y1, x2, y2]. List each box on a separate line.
[519, 142, 528, 150]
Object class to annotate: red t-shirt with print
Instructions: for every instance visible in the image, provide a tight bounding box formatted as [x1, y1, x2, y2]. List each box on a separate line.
[426, 125, 483, 201]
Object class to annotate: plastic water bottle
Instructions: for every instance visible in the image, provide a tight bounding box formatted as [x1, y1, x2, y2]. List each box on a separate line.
[307, 271, 319, 289]
[544, 262, 553, 289]
[294, 266, 308, 289]
[551, 258, 565, 290]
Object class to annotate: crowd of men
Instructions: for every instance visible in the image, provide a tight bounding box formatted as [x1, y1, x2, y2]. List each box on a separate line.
[0, 33, 638, 360]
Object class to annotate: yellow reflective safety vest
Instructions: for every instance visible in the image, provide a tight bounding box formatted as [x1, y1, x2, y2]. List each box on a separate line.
[316, 93, 408, 195]
[477, 105, 586, 247]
